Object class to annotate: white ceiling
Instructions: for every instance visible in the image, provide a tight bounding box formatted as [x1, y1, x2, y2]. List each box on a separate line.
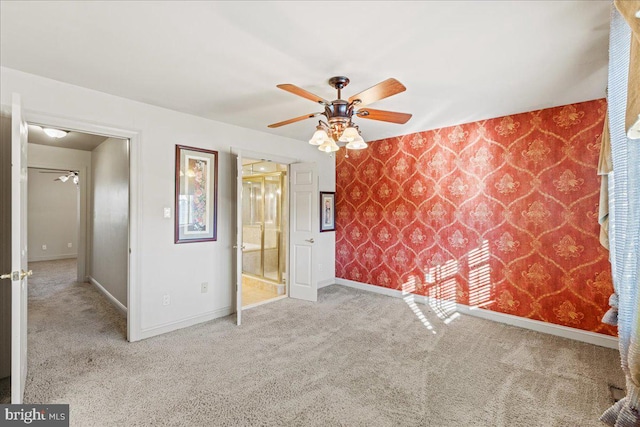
[27, 125, 110, 152]
[0, 1, 610, 144]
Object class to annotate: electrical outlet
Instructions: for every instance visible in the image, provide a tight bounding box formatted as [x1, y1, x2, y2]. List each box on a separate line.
[201, 282, 208, 293]
[162, 294, 170, 306]
[42, 244, 47, 251]
[163, 207, 171, 219]
[68, 243, 72, 248]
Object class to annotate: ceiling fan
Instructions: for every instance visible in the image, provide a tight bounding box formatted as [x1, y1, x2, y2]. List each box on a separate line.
[268, 76, 412, 152]
[39, 169, 79, 185]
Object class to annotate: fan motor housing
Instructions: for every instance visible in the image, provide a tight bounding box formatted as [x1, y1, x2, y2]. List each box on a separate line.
[326, 100, 351, 120]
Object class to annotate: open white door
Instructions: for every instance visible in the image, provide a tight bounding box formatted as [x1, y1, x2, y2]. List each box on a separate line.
[234, 152, 243, 325]
[289, 162, 318, 302]
[7, 94, 30, 403]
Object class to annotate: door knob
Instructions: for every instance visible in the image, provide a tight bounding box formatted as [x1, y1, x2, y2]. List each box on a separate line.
[305, 238, 315, 244]
[1, 270, 32, 280]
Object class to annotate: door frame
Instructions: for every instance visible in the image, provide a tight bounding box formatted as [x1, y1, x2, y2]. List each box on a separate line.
[231, 147, 299, 317]
[25, 111, 141, 342]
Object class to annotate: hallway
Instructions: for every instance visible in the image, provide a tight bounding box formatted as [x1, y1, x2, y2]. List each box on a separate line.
[23, 259, 126, 402]
[2, 258, 126, 403]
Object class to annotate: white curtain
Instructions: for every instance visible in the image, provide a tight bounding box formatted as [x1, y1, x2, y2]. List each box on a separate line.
[600, 2, 640, 426]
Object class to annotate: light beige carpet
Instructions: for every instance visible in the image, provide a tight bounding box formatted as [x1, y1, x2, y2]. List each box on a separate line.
[23, 259, 624, 426]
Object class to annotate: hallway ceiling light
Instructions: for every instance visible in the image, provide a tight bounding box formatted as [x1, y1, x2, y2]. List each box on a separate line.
[43, 127, 68, 138]
[268, 76, 412, 153]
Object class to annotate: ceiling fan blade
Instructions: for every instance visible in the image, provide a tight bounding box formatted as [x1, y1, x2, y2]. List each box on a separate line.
[277, 84, 329, 105]
[348, 78, 406, 107]
[268, 112, 322, 128]
[356, 108, 412, 124]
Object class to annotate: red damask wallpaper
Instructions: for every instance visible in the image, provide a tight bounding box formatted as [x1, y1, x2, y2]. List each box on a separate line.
[335, 99, 616, 336]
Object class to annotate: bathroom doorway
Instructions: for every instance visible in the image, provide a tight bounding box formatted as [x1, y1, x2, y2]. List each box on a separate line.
[241, 159, 288, 307]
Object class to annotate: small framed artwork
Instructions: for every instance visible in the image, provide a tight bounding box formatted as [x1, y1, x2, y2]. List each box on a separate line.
[175, 145, 218, 243]
[320, 191, 336, 232]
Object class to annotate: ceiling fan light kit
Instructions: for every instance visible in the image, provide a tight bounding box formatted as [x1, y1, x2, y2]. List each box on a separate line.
[51, 171, 79, 185]
[346, 138, 367, 150]
[269, 76, 412, 153]
[318, 138, 340, 153]
[309, 126, 329, 146]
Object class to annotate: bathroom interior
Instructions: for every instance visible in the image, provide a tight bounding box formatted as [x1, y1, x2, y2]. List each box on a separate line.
[241, 159, 288, 307]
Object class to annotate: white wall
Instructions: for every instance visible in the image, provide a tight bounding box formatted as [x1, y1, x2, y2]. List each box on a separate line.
[27, 168, 79, 261]
[1, 67, 336, 340]
[90, 138, 129, 307]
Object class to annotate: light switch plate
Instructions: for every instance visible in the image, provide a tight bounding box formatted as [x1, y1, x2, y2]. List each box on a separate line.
[163, 207, 171, 218]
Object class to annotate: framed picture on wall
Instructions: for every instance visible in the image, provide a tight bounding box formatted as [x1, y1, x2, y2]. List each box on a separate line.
[320, 191, 336, 232]
[175, 145, 218, 243]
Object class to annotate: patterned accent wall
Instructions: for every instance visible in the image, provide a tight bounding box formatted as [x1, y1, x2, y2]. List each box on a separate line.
[335, 99, 616, 336]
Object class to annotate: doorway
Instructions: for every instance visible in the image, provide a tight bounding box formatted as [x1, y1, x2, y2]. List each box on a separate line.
[25, 124, 130, 320]
[0, 123, 130, 402]
[241, 159, 288, 307]
[27, 167, 80, 265]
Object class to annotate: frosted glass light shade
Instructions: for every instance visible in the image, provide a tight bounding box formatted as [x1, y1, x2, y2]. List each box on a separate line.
[58, 175, 69, 182]
[338, 126, 359, 143]
[309, 129, 328, 145]
[346, 135, 367, 150]
[318, 138, 339, 153]
[43, 128, 68, 138]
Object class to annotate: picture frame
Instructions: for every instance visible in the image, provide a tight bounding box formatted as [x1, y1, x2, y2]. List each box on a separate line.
[320, 191, 336, 232]
[175, 145, 218, 243]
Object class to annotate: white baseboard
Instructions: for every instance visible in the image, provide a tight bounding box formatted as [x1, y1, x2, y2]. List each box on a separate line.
[318, 278, 334, 289]
[334, 278, 619, 350]
[88, 276, 127, 316]
[138, 306, 233, 341]
[28, 254, 78, 262]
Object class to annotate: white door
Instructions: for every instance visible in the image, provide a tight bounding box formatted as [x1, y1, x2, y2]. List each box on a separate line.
[289, 162, 318, 302]
[234, 152, 243, 325]
[6, 94, 29, 403]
